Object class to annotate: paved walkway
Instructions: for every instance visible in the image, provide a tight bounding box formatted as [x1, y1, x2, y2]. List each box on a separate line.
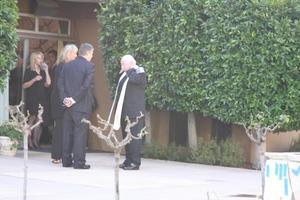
[0, 151, 261, 200]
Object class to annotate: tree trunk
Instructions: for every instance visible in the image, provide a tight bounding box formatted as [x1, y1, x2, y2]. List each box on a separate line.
[259, 141, 266, 198]
[114, 149, 121, 200]
[23, 130, 29, 200]
[253, 128, 266, 199]
[145, 111, 152, 144]
[187, 112, 197, 149]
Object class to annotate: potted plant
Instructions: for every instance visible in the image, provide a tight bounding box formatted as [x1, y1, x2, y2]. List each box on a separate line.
[0, 122, 22, 156]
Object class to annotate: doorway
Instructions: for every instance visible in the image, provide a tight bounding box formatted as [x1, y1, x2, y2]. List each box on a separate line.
[11, 12, 72, 147]
[9, 38, 62, 145]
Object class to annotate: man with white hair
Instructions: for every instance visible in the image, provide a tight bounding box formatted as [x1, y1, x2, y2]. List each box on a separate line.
[58, 43, 94, 169]
[112, 54, 147, 170]
[50, 44, 78, 164]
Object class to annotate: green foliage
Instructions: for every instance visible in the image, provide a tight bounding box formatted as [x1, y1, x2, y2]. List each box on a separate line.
[98, 0, 207, 111]
[0, 123, 22, 148]
[143, 142, 169, 160]
[0, 1, 19, 90]
[143, 138, 245, 167]
[191, 138, 221, 165]
[219, 139, 245, 167]
[163, 144, 192, 162]
[191, 138, 245, 167]
[98, 0, 300, 129]
[143, 142, 191, 162]
[289, 136, 300, 152]
[97, 0, 150, 93]
[200, 0, 300, 129]
[139, 0, 207, 112]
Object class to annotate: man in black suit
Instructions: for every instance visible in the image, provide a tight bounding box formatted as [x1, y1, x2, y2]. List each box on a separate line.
[58, 43, 94, 169]
[114, 55, 147, 170]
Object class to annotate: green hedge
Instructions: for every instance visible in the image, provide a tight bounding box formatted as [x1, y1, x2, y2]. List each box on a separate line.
[200, 0, 300, 129]
[0, 0, 18, 90]
[191, 138, 221, 165]
[97, 0, 149, 93]
[98, 0, 207, 111]
[143, 142, 192, 162]
[143, 138, 245, 168]
[98, 0, 300, 129]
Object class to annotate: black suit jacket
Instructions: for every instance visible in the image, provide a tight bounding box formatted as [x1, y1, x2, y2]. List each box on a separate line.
[58, 56, 94, 114]
[121, 67, 147, 119]
[50, 63, 64, 119]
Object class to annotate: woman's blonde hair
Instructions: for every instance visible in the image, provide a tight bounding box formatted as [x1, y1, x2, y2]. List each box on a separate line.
[29, 51, 43, 70]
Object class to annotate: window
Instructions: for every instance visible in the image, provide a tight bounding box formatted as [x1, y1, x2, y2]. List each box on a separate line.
[17, 13, 70, 36]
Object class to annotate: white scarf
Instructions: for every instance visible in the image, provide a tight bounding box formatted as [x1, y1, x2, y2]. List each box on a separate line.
[107, 72, 129, 130]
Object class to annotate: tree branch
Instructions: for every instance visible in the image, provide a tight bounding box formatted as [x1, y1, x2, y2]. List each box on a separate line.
[82, 112, 147, 151]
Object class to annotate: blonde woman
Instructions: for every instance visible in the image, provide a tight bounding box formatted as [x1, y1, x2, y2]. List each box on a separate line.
[50, 44, 78, 164]
[23, 51, 51, 149]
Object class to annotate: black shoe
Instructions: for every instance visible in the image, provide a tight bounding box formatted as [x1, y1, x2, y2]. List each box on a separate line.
[122, 163, 139, 170]
[74, 164, 91, 169]
[119, 163, 127, 169]
[63, 163, 73, 168]
[119, 160, 130, 169]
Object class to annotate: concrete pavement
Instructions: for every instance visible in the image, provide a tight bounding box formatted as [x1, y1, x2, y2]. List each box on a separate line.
[0, 150, 261, 200]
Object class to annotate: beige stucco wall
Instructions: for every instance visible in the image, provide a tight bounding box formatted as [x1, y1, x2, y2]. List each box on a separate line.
[266, 130, 300, 152]
[230, 126, 300, 166]
[149, 110, 170, 146]
[72, 18, 114, 151]
[195, 115, 212, 140]
[231, 125, 252, 165]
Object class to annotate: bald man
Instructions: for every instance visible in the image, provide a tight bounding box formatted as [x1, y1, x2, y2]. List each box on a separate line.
[113, 55, 147, 170]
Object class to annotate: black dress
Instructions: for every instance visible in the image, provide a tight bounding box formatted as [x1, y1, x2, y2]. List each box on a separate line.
[23, 68, 49, 122]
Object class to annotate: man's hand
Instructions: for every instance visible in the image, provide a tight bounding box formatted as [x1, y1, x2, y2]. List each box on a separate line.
[63, 97, 76, 107]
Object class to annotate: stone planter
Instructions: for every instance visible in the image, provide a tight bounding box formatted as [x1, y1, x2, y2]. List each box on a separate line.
[0, 136, 18, 156]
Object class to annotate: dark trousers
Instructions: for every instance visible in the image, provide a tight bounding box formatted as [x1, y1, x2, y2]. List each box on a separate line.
[62, 110, 88, 167]
[121, 117, 145, 166]
[51, 118, 63, 160]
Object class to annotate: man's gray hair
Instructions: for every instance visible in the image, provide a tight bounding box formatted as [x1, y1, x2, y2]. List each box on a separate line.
[59, 44, 78, 63]
[79, 43, 94, 56]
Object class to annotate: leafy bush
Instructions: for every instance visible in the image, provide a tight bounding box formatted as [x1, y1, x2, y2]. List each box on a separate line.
[0, 123, 22, 140]
[98, 0, 207, 112]
[97, 0, 150, 94]
[98, 0, 300, 131]
[200, 0, 300, 129]
[0, 123, 22, 148]
[0, 1, 18, 90]
[191, 138, 245, 167]
[144, 138, 245, 167]
[191, 138, 221, 165]
[164, 144, 192, 162]
[143, 142, 191, 162]
[289, 136, 300, 152]
[219, 139, 245, 167]
[143, 142, 169, 160]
